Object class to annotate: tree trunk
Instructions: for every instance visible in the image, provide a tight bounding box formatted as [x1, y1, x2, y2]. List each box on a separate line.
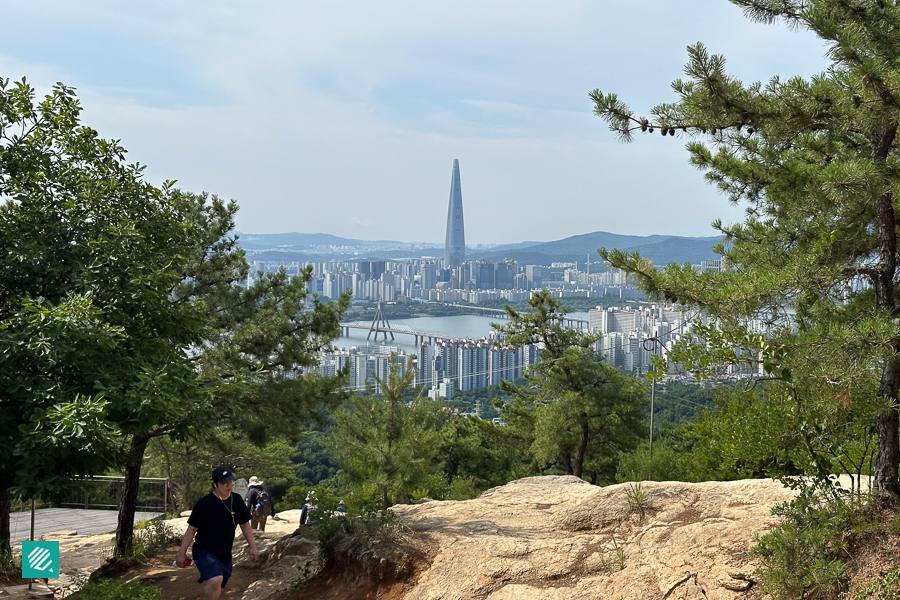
[572, 419, 590, 479]
[874, 359, 900, 496]
[871, 128, 900, 496]
[115, 433, 150, 556]
[0, 484, 10, 554]
[561, 453, 573, 476]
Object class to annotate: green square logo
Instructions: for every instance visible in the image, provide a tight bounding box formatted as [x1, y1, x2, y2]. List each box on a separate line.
[22, 541, 59, 578]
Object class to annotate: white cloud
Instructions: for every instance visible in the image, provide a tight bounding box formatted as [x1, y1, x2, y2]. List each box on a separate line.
[0, 1, 827, 243]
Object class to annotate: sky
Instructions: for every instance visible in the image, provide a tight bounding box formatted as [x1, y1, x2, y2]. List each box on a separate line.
[1, 2, 828, 245]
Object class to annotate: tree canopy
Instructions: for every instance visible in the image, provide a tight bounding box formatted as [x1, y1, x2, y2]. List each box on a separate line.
[494, 291, 647, 483]
[0, 78, 348, 554]
[591, 0, 900, 494]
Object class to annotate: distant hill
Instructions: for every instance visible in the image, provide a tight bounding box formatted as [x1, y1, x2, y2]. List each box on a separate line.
[236, 231, 721, 266]
[482, 241, 544, 253]
[472, 231, 721, 266]
[235, 232, 376, 251]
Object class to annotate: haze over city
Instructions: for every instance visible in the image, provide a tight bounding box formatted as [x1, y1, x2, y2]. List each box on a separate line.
[2, 1, 828, 244]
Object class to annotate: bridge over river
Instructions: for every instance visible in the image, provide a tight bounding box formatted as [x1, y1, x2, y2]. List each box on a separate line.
[340, 306, 589, 345]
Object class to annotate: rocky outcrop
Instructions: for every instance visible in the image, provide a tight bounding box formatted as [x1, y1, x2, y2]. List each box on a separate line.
[386, 476, 798, 600]
[53, 478, 816, 600]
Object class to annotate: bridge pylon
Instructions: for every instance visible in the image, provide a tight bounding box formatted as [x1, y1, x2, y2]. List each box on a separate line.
[368, 302, 395, 342]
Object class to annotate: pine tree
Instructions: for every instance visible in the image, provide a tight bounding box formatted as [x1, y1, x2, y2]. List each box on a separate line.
[591, 0, 900, 495]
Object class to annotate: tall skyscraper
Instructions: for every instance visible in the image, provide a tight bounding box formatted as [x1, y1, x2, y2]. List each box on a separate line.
[444, 159, 465, 268]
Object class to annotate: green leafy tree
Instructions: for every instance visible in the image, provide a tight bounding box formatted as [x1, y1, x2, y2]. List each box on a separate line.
[0, 78, 348, 554]
[591, 0, 900, 495]
[0, 78, 206, 552]
[111, 192, 348, 555]
[143, 428, 299, 511]
[494, 291, 648, 482]
[330, 361, 446, 509]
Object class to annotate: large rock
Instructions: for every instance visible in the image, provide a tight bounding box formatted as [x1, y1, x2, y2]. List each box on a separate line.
[389, 476, 797, 600]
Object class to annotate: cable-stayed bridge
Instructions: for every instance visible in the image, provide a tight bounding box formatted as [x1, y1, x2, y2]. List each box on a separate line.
[339, 303, 589, 345]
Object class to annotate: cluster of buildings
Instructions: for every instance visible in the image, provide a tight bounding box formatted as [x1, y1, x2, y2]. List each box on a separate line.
[246, 257, 643, 305]
[300, 160, 747, 397]
[248, 160, 647, 304]
[314, 333, 541, 400]
[312, 300, 765, 398]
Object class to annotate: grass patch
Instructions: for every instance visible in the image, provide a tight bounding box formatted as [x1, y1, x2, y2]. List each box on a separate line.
[70, 578, 162, 600]
[0, 547, 21, 584]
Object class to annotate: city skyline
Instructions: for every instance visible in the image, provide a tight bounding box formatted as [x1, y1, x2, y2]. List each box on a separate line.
[1, 2, 828, 243]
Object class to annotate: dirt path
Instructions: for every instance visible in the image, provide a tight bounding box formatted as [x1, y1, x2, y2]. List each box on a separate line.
[38, 509, 311, 599]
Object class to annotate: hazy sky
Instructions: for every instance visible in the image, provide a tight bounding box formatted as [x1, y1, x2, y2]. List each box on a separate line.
[1, 2, 827, 244]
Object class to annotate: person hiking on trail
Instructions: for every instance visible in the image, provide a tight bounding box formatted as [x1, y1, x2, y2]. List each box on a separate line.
[246, 476, 276, 531]
[300, 491, 318, 525]
[335, 500, 347, 514]
[176, 466, 258, 600]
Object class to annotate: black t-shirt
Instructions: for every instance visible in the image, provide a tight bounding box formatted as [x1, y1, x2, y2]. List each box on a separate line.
[188, 491, 251, 562]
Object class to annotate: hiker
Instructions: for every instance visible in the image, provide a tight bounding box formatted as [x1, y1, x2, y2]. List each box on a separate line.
[300, 491, 318, 525]
[176, 466, 258, 600]
[246, 476, 276, 531]
[335, 500, 347, 514]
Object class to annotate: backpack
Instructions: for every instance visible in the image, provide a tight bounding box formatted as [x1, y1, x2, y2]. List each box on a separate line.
[252, 487, 272, 517]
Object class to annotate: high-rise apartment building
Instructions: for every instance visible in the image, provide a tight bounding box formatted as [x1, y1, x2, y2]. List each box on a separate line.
[444, 159, 465, 268]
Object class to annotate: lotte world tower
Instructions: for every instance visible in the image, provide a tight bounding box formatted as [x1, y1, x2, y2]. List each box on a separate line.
[444, 159, 465, 268]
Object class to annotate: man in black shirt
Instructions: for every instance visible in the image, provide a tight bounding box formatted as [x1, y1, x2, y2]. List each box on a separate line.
[176, 466, 258, 600]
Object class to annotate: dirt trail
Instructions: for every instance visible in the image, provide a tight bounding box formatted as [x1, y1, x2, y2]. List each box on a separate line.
[42, 509, 312, 600]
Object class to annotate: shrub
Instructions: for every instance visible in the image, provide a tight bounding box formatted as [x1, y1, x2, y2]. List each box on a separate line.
[122, 519, 180, 560]
[313, 509, 423, 581]
[752, 482, 878, 599]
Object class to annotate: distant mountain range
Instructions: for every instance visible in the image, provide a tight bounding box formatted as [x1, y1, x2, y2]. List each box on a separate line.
[237, 231, 722, 266]
[474, 232, 722, 266]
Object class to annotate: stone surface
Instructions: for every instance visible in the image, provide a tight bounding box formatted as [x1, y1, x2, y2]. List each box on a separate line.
[0, 584, 54, 599]
[388, 476, 799, 600]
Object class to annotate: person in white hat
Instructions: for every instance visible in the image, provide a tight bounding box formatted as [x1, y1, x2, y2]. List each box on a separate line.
[246, 476, 275, 531]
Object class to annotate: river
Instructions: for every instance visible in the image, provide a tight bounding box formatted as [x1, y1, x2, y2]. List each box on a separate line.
[336, 312, 590, 355]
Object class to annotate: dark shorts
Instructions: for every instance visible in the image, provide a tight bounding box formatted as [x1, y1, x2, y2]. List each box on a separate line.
[193, 550, 233, 587]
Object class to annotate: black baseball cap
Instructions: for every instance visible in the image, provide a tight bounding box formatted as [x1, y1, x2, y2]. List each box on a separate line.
[212, 466, 237, 484]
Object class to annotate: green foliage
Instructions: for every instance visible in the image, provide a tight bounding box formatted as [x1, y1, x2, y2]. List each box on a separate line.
[438, 414, 532, 491]
[493, 291, 647, 483]
[0, 546, 19, 582]
[616, 429, 698, 483]
[624, 483, 651, 521]
[753, 485, 879, 599]
[73, 579, 162, 600]
[592, 0, 900, 493]
[291, 560, 315, 592]
[0, 78, 348, 555]
[315, 509, 421, 580]
[136, 519, 179, 548]
[0, 78, 211, 553]
[330, 360, 447, 510]
[121, 518, 179, 560]
[293, 428, 340, 486]
[143, 427, 298, 511]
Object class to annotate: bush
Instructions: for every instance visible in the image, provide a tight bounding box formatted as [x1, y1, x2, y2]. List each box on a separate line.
[124, 519, 180, 559]
[752, 482, 879, 599]
[314, 509, 423, 581]
[73, 579, 161, 600]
